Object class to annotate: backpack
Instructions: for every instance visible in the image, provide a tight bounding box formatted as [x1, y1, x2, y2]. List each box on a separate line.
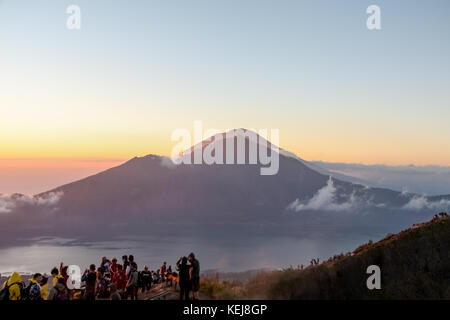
[0, 282, 21, 301]
[55, 287, 69, 301]
[23, 282, 42, 300]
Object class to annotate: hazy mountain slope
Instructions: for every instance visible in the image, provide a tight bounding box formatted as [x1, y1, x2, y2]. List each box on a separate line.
[242, 214, 450, 299]
[1, 130, 449, 247]
[312, 161, 450, 196]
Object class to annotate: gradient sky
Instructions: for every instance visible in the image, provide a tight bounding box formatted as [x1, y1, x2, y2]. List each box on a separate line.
[1, 0, 450, 194]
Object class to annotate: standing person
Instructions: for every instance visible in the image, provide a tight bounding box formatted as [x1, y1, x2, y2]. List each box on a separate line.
[122, 256, 130, 277]
[167, 266, 173, 287]
[95, 268, 109, 299]
[47, 277, 69, 301]
[155, 270, 161, 284]
[177, 257, 190, 300]
[82, 264, 97, 301]
[40, 276, 49, 300]
[109, 258, 118, 275]
[50, 267, 63, 286]
[160, 262, 167, 284]
[188, 253, 200, 300]
[24, 273, 43, 300]
[128, 255, 137, 277]
[128, 255, 136, 267]
[112, 264, 128, 299]
[140, 266, 152, 293]
[101, 257, 111, 279]
[126, 262, 139, 300]
[1, 272, 23, 300]
[60, 262, 69, 284]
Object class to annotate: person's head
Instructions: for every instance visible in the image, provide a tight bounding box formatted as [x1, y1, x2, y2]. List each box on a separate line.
[51, 267, 59, 277]
[112, 258, 117, 264]
[118, 264, 123, 271]
[128, 255, 134, 262]
[33, 273, 43, 283]
[57, 277, 65, 285]
[61, 266, 68, 276]
[89, 264, 96, 272]
[122, 255, 127, 262]
[188, 252, 195, 261]
[101, 257, 107, 263]
[163, 261, 166, 266]
[131, 262, 137, 271]
[41, 276, 48, 286]
[144, 266, 148, 271]
[181, 257, 188, 266]
[97, 268, 104, 278]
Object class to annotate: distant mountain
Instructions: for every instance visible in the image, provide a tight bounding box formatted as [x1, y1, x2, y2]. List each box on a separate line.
[1, 129, 449, 247]
[310, 161, 450, 196]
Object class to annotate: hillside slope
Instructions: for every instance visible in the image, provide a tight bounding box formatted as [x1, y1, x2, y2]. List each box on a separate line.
[242, 214, 450, 299]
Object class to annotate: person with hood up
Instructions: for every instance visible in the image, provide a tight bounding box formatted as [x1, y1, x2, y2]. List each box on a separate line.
[2, 272, 23, 300]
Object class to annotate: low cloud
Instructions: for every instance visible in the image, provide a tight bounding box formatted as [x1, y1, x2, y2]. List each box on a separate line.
[160, 156, 179, 169]
[287, 177, 360, 212]
[402, 195, 450, 211]
[0, 192, 63, 214]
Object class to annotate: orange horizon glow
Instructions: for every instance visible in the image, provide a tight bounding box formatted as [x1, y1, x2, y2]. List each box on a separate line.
[1, 144, 449, 196]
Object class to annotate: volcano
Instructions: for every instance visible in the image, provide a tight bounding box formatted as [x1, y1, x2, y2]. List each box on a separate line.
[1, 129, 449, 247]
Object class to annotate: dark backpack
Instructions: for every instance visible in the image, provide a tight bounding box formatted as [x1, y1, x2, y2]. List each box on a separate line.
[0, 282, 21, 301]
[23, 282, 42, 300]
[55, 287, 69, 301]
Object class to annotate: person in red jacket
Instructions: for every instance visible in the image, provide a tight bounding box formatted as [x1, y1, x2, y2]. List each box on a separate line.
[111, 264, 128, 298]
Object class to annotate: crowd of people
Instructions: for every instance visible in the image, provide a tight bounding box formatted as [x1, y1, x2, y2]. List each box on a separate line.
[0, 252, 200, 301]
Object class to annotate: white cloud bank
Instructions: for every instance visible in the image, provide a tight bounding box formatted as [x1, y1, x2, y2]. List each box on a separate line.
[402, 195, 450, 211]
[287, 177, 360, 212]
[0, 192, 63, 214]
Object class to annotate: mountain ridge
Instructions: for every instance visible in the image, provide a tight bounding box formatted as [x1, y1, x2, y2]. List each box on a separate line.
[1, 130, 450, 249]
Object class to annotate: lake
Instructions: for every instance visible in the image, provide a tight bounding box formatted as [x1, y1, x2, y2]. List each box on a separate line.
[0, 234, 369, 275]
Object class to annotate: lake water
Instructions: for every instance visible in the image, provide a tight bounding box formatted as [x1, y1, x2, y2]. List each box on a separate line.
[0, 234, 369, 275]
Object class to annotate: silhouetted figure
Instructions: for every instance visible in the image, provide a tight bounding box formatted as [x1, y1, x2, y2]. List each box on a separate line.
[188, 252, 200, 300]
[177, 257, 190, 300]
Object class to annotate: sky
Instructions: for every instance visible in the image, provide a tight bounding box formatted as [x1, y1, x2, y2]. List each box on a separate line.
[1, 0, 450, 194]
